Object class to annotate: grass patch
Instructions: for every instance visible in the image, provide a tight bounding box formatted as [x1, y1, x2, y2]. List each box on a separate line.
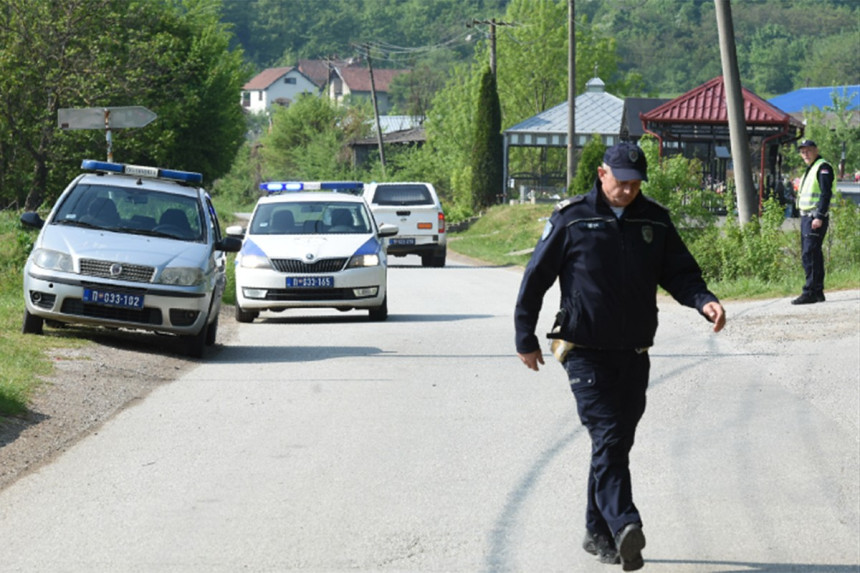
[449, 203, 553, 267]
[0, 269, 56, 416]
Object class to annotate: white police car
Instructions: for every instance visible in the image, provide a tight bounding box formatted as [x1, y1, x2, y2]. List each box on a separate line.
[20, 159, 241, 358]
[227, 182, 398, 322]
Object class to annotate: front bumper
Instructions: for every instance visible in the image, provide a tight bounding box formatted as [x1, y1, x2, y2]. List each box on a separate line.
[235, 265, 386, 311]
[24, 269, 214, 335]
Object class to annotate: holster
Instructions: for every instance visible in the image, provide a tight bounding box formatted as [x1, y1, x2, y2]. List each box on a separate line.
[546, 309, 575, 363]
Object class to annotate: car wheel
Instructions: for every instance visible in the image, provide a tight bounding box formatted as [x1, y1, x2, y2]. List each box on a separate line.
[368, 296, 388, 321]
[22, 310, 44, 335]
[205, 315, 218, 346]
[183, 324, 208, 358]
[420, 254, 433, 267]
[235, 305, 258, 323]
[432, 248, 446, 268]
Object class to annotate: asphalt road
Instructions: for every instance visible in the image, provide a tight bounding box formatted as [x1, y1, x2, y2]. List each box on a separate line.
[0, 254, 858, 572]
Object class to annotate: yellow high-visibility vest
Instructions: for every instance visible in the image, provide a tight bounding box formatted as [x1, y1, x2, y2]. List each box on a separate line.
[798, 157, 827, 212]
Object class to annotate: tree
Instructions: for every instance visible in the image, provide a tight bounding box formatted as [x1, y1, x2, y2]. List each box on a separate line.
[0, 0, 247, 211]
[571, 136, 604, 196]
[260, 94, 370, 181]
[0, 0, 125, 210]
[470, 67, 503, 211]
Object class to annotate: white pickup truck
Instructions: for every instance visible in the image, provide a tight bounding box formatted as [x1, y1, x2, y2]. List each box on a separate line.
[362, 182, 447, 267]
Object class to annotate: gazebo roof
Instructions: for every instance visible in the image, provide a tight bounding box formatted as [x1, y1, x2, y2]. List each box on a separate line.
[641, 76, 803, 141]
[504, 77, 623, 147]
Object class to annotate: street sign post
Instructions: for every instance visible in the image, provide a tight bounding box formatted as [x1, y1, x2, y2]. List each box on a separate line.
[58, 106, 157, 162]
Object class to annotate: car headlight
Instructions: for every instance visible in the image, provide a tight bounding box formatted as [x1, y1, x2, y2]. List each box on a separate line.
[32, 249, 73, 272]
[346, 253, 380, 268]
[160, 267, 204, 286]
[238, 254, 272, 269]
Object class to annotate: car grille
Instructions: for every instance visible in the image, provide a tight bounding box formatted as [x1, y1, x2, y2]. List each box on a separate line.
[265, 288, 357, 301]
[80, 259, 155, 283]
[271, 258, 347, 273]
[61, 299, 163, 325]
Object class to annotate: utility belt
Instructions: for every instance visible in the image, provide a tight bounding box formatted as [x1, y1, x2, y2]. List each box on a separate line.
[547, 310, 649, 363]
[800, 210, 827, 218]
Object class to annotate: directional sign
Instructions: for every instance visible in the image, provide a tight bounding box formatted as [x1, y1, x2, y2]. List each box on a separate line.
[58, 106, 157, 130]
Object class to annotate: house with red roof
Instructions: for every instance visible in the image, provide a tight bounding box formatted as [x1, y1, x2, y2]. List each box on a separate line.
[241, 66, 320, 114]
[328, 62, 408, 115]
[242, 60, 408, 116]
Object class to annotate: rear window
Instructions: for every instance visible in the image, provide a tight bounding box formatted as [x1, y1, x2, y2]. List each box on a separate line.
[371, 184, 433, 206]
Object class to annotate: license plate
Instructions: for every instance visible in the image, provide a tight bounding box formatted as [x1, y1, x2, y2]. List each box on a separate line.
[389, 238, 415, 246]
[286, 276, 333, 288]
[83, 288, 144, 309]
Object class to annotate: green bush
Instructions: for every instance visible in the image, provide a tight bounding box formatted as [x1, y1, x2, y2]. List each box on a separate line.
[827, 192, 860, 270]
[571, 136, 605, 196]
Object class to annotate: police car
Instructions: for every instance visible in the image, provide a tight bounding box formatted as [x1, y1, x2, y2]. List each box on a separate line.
[20, 159, 242, 358]
[227, 182, 398, 322]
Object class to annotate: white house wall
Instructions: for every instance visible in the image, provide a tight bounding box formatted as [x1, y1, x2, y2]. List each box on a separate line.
[243, 71, 319, 114]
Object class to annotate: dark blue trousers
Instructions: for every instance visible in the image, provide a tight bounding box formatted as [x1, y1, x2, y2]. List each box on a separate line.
[565, 348, 649, 538]
[800, 215, 828, 296]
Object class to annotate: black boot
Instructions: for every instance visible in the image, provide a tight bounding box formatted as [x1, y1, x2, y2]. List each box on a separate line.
[582, 530, 620, 564]
[615, 523, 646, 571]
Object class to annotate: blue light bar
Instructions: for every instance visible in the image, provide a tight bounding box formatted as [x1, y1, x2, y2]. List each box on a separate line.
[260, 181, 364, 195]
[81, 159, 203, 185]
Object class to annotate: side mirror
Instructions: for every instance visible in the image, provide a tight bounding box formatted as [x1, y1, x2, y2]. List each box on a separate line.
[216, 236, 242, 253]
[225, 224, 245, 237]
[20, 212, 44, 230]
[377, 223, 399, 238]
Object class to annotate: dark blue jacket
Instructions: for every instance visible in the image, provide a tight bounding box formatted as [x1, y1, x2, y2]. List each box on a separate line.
[514, 182, 719, 353]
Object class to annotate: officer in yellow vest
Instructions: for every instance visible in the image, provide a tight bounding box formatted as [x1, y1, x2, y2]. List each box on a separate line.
[792, 139, 833, 305]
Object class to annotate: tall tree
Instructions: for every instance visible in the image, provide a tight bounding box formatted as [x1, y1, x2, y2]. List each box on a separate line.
[471, 67, 503, 210]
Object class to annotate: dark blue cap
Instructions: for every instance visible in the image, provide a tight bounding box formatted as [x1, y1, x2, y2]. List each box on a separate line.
[603, 142, 648, 181]
[798, 139, 817, 148]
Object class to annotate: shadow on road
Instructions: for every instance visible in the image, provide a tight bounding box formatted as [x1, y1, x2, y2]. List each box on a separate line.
[647, 559, 860, 572]
[255, 312, 494, 324]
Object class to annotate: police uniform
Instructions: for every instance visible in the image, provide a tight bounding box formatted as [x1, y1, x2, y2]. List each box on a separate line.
[514, 145, 720, 564]
[794, 140, 833, 303]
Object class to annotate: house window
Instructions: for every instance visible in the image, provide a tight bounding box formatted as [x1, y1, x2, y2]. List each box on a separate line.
[258, 91, 263, 101]
[284, 77, 296, 84]
[242, 92, 250, 107]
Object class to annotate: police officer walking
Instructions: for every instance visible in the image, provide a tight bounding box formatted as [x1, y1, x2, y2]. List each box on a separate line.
[514, 142, 726, 570]
[792, 139, 833, 305]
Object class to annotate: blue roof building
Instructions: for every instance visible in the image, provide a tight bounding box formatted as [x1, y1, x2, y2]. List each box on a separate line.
[768, 85, 859, 113]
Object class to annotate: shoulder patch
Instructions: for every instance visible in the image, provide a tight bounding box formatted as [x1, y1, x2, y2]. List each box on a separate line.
[641, 194, 669, 211]
[554, 194, 586, 212]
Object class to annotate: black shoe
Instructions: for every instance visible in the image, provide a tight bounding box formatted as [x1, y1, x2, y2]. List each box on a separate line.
[582, 530, 620, 564]
[615, 523, 646, 571]
[791, 293, 823, 305]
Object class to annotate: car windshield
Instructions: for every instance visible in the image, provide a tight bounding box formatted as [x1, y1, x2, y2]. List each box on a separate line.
[53, 183, 204, 241]
[371, 184, 433, 206]
[249, 201, 372, 235]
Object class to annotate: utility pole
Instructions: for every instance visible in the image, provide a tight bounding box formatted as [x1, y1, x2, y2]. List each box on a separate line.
[363, 45, 386, 176]
[467, 19, 514, 77]
[567, 0, 576, 193]
[715, 0, 755, 225]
